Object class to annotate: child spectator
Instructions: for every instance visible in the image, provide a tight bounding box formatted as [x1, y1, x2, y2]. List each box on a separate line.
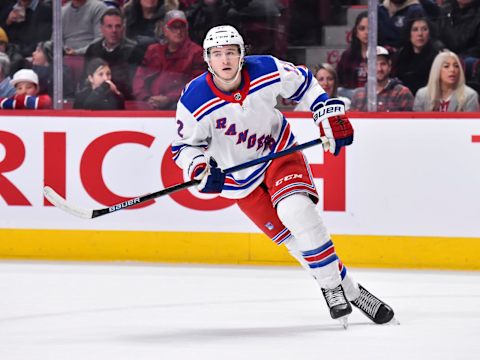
[336, 11, 368, 99]
[30, 41, 75, 98]
[0, 68, 52, 109]
[413, 50, 479, 111]
[74, 57, 125, 110]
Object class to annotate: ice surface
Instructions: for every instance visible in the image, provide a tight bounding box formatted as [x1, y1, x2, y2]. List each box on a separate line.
[0, 261, 479, 360]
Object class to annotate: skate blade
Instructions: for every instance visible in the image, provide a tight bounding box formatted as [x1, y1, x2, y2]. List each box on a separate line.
[338, 316, 349, 329]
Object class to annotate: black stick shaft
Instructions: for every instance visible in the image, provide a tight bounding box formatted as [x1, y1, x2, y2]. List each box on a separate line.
[92, 138, 322, 218]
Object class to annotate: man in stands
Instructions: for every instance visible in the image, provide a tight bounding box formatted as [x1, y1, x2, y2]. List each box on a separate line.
[85, 7, 144, 100]
[350, 46, 414, 111]
[133, 9, 205, 109]
[62, 0, 107, 56]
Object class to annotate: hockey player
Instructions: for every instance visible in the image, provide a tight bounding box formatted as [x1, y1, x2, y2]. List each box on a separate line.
[171, 25, 394, 327]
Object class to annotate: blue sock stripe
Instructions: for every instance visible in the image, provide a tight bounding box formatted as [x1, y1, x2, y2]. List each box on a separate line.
[340, 264, 347, 280]
[308, 254, 338, 269]
[301, 240, 334, 257]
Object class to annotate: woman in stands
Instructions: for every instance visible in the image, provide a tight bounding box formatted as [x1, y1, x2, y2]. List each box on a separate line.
[74, 57, 125, 110]
[296, 63, 350, 111]
[393, 15, 442, 96]
[336, 11, 368, 99]
[413, 51, 479, 112]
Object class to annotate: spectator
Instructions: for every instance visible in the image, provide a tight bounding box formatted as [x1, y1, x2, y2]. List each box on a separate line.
[30, 41, 75, 98]
[419, 0, 441, 19]
[378, 0, 426, 50]
[0, 68, 52, 109]
[393, 15, 442, 95]
[228, 0, 288, 58]
[0, 53, 15, 97]
[413, 50, 479, 111]
[133, 10, 205, 109]
[185, 0, 238, 45]
[0, 0, 52, 57]
[296, 63, 351, 111]
[123, 0, 167, 50]
[350, 46, 414, 111]
[336, 11, 368, 99]
[85, 8, 145, 99]
[62, 0, 108, 56]
[74, 57, 125, 110]
[437, 0, 480, 80]
[0, 25, 25, 75]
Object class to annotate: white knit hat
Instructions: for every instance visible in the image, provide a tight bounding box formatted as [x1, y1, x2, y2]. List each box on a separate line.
[10, 69, 39, 87]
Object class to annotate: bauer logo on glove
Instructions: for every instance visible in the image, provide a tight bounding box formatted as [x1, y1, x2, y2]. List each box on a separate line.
[312, 98, 354, 156]
[312, 98, 346, 125]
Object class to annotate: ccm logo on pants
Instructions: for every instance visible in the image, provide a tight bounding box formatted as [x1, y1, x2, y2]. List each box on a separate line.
[275, 174, 303, 186]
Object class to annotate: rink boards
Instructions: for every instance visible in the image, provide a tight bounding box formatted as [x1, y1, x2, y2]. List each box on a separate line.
[0, 111, 479, 270]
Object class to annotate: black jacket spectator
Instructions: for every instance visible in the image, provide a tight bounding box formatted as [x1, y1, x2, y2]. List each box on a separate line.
[74, 81, 125, 110]
[185, 0, 237, 45]
[393, 16, 443, 95]
[0, 0, 52, 57]
[74, 57, 125, 110]
[123, 0, 166, 50]
[437, 0, 480, 58]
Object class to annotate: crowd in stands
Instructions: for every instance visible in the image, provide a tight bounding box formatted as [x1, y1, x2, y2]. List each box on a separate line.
[339, 0, 480, 112]
[0, 0, 478, 111]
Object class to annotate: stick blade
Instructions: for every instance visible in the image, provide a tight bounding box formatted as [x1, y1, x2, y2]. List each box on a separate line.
[43, 186, 93, 219]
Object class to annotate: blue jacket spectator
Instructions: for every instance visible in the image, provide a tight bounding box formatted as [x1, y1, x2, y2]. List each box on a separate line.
[378, 0, 426, 50]
[0, 52, 15, 97]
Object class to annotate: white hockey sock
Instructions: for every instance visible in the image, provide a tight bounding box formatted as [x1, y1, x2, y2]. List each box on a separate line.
[341, 273, 360, 301]
[285, 236, 360, 300]
[277, 194, 341, 289]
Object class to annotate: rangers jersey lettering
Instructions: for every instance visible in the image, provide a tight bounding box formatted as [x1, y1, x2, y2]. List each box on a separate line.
[171, 55, 329, 199]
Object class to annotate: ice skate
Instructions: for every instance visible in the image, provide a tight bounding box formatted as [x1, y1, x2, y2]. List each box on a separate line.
[351, 283, 395, 324]
[321, 285, 352, 328]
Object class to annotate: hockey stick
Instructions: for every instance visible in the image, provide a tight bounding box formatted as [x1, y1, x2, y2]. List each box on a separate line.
[44, 138, 323, 219]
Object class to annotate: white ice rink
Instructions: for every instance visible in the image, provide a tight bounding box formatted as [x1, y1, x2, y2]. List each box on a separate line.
[1, 261, 479, 360]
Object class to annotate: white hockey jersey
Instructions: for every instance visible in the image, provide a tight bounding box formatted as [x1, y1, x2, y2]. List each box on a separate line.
[172, 55, 329, 199]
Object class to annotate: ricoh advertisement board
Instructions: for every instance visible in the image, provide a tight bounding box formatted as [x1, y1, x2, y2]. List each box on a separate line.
[0, 111, 479, 269]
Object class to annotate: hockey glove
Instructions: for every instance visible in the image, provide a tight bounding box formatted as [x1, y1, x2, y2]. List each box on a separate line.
[189, 157, 225, 194]
[312, 98, 354, 156]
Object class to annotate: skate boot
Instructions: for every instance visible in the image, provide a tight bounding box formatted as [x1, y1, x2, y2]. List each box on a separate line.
[321, 285, 352, 328]
[351, 283, 395, 324]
